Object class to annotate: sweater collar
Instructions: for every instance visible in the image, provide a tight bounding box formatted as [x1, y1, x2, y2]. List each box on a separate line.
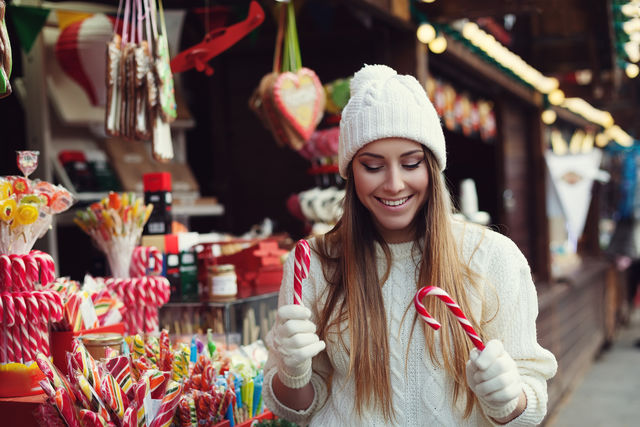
[375, 240, 418, 261]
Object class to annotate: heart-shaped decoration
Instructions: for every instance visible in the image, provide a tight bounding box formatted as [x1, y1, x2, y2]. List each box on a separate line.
[272, 68, 325, 141]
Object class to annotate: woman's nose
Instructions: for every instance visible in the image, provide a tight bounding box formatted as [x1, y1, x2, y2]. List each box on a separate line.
[383, 166, 405, 193]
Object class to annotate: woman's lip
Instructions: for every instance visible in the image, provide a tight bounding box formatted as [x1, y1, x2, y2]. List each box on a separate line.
[375, 195, 412, 207]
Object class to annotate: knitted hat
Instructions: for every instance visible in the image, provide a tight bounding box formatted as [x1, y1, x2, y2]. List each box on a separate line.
[338, 64, 446, 177]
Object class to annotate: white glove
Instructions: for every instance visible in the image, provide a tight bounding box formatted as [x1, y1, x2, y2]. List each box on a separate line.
[272, 304, 326, 389]
[466, 340, 524, 420]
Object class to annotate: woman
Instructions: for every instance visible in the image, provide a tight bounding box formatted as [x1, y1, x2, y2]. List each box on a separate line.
[262, 64, 557, 426]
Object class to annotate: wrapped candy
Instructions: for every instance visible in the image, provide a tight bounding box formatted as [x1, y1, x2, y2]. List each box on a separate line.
[78, 409, 108, 427]
[149, 380, 182, 427]
[133, 372, 151, 427]
[105, 356, 133, 394]
[36, 353, 76, 402]
[71, 340, 103, 392]
[54, 387, 81, 427]
[100, 371, 129, 420]
[75, 373, 111, 423]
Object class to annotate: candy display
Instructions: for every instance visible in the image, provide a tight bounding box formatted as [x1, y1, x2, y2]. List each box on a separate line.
[0, 152, 73, 255]
[414, 285, 485, 351]
[74, 192, 153, 278]
[37, 328, 268, 427]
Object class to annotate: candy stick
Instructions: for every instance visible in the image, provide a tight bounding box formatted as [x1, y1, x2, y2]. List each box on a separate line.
[13, 293, 29, 361]
[32, 250, 56, 285]
[149, 380, 183, 427]
[35, 353, 76, 402]
[72, 340, 103, 392]
[10, 255, 28, 291]
[2, 292, 16, 362]
[105, 356, 134, 394]
[0, 255, 12, 291]
[78, 409, 108, 427]
[0, 296, 4, 363]
[75, 372, 111, 422]
[54, 387, 81, 427]
[24, 291, 42, 360]
[122, 406, 137, 427]
[414, 286, 485, 350]
[293, 239, 311, 305]
[100, 371, 129, 420]
[23, 253, 39, 287]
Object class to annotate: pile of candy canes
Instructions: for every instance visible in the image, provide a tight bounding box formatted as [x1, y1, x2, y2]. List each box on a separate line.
[105, 246, 170, 335]
[0, 251, 64, 363]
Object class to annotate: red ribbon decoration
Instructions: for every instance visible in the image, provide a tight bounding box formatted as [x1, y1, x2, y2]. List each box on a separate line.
[170, 0, 265, 75]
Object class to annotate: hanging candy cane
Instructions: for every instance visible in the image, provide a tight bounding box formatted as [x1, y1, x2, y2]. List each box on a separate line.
[293, 239, 311, 305]
[414, 286, 485, 351]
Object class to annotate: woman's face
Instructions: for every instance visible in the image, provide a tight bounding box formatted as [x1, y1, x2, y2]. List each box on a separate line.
[353, 138, 430, 243]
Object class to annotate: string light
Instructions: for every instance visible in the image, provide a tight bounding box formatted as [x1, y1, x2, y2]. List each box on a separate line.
[548, 89, 565, 105]
[626, 62, 640, 78]
[417, 23, 436, 44]
[541, 109, 557, 125]
[428, 35, 447, 54]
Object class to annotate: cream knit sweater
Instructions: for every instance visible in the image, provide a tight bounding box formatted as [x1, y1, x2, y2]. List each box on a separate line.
[263, 221, 558, 426]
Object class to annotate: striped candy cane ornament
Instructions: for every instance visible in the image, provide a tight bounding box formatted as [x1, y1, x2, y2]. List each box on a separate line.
[293, 239, 311, 306]
[414, 286, 485, 351]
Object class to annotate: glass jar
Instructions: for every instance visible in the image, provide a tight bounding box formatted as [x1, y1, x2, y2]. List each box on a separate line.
[79, 333, 124, 360]
[207, 264, 238, 301]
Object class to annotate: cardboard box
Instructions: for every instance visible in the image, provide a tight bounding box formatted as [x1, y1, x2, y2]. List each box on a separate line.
[102, 138, 200, 201]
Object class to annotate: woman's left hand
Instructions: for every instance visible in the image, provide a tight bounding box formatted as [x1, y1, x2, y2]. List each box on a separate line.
[466, 339, 525, 421]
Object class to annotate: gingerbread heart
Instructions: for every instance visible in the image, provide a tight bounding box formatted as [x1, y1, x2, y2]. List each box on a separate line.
[272, 67, 325, 141]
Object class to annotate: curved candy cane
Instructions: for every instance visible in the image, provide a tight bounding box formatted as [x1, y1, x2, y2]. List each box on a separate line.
[293, 239, 311, 306]
[414, 286, 485, 351]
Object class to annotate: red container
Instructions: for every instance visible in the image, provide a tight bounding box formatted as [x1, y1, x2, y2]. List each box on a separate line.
[50, 323, 125, 376]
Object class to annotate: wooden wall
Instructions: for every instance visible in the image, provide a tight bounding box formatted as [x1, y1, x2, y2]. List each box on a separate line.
[536, 259, 615, 423]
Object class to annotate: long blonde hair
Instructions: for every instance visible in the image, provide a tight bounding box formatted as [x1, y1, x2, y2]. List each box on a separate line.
[315, 149, 485, 420]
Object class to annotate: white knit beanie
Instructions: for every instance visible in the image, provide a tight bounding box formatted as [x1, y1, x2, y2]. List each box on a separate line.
[338, 64, 446, 178]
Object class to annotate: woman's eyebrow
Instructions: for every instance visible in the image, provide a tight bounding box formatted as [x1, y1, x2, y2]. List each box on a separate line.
[357, 152, 384, 159]
[358, 150, 423, 159]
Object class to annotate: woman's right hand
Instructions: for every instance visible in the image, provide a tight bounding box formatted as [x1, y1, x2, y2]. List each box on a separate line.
[272, 304, 326, 389]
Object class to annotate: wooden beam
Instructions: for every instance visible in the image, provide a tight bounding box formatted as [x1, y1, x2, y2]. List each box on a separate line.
[416, 0, 540, 22]
[441, 33, 542, 106]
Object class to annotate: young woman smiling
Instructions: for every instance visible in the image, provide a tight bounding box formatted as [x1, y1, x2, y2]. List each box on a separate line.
[263, 64, 557, 426]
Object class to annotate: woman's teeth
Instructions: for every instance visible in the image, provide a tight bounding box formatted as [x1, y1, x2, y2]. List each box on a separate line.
[380, 197, 409, 207]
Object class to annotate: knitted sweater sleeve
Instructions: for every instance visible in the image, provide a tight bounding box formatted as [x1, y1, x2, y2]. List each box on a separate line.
[262, 245, 331, 426]
[476, 233, 558, 426]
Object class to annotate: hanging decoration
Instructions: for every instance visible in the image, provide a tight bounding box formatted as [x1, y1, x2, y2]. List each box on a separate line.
[249, 0, 325, 150]
[545, 149, 603, 251]
[105, 0, 176, 162]
[170, 0, 264, 76]
[0, 1, 11, 99]
[425, 75, 496, 142]
[55, 13, 114, 106]
[6, 4, 49, 54]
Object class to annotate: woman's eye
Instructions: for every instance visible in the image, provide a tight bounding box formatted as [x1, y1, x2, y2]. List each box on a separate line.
[403, 160, 423, 169]
[362, 164, 382, 171]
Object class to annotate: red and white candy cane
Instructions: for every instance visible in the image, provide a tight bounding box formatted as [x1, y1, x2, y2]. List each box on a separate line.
[130, 246, 163, 277]
[414, 286, 485, 351]
[293, 239, 311, 306]
[0, 255, 11, 291]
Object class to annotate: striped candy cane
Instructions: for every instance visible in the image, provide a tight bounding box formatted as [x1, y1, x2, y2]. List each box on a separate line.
[414, 286, 485, 351]
[293, 239, 311, 306]
[0, 255, 12, 291]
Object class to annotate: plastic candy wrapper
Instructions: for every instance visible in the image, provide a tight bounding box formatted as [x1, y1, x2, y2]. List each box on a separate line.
[0, 152, 74, 254]
[74, 192, 153, 277]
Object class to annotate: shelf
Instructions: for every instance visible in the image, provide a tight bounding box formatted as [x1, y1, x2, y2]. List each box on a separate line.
[162, 291, 278, 309]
